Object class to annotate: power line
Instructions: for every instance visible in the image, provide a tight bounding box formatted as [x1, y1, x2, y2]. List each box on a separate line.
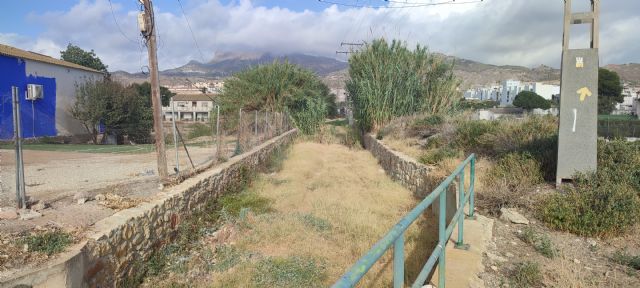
[177, 0, 207, 63]
[317, 0, 483, 9]
[108, 0, 139, 44]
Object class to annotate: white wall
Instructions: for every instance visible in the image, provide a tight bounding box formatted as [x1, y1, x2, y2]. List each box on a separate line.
[25, 60, 103, 136]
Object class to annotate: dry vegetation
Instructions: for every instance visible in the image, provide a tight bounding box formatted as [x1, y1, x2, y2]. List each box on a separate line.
[141, 139, 436, 287]
[377, 112, 640, 287]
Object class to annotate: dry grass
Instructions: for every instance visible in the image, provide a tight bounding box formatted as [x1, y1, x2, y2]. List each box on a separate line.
[210, 141, 435, 287]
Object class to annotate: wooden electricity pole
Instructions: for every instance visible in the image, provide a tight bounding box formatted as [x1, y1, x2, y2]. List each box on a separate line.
[141, 0, 168, 178]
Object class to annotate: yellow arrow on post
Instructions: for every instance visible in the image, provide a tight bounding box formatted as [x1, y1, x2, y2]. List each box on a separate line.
[577, 87, 592, 102]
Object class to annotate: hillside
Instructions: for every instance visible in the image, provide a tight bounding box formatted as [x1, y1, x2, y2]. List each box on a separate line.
[604, 63, 640, 85]
[112, 52, 639, 90]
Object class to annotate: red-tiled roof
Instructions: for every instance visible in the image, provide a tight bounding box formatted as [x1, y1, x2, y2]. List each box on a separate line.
[0, 43, 103, 74]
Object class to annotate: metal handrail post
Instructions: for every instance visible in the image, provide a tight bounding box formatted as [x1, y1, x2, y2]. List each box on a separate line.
[455, 171, 469, 250]
[438, 185, 447, 288]
[393, 233, 405, 288]
[468, 157, 476, 219]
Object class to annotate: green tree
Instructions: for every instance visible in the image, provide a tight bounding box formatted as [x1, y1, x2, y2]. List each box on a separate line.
[131, 82, 175, 107]
[598, 68, 624, 114]
[346, 39, 460, 132]
[513, 91, 551, 110]
[219, 61, 335, 134]
[60, 44, 108, 73]
[71, 80, 153, 144]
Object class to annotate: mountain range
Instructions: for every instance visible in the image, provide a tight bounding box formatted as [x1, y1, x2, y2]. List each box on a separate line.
[111, 52, 640, 90]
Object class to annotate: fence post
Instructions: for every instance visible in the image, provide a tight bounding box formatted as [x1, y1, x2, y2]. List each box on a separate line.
[468, 157, 476, 220]
[234, 108, 242, 155]
[438, 186, 447, 288]
[12, 86, 26, 209]
[393, 233, 405, 288]
[171, 99, 180, 172]
[455, 171, 469, 250]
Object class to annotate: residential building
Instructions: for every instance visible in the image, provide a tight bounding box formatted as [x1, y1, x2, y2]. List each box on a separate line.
[613, 84, 640, 115]
[466, 80, 560, 107]
[0, 44, 104, 140]
[163, 94, 215, 122]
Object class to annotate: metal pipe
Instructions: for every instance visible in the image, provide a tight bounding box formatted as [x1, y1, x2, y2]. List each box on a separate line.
[12, 87, 26, 209]
[215, 105, 220, 162]
[171, 99, 180, 172]
[438, 184, 447, 288]
[393, 233, 405, 288]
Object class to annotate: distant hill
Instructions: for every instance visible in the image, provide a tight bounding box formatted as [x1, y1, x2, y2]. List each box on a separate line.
[162, 52, 347, 77]
[111, 52, 639, 90]
[113, 52, 348, 86]
[604, 63, 640, 85]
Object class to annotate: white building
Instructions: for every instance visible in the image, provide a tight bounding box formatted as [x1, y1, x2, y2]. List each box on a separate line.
[163, 94, 215, 122]
[530, 83, 560, 100]
[614, 84, 640, 115]
[464, 85, 501, 101]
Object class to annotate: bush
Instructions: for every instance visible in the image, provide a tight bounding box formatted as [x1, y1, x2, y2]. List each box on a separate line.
[510, 261, 542, 288]
[518, 227, 556, 259]
[537, 174, 640, 237]
[611, 250, 640, 270]
[453, 120, 499, 152]
[418, 147, 460, 165]
[20, 231, 73, 255]
[253, 256, 327, 287]
[187, 123, 212, 140]
[513, 91, 551, 110]
[479, 153, 544, 214]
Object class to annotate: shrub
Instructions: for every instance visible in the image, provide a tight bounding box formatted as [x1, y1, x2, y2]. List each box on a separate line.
[479, 153, 544, 214]
[611, 250, 640, 270]
[187, 123, 212, 140]
[418, 147, 460, 165]
[453, 120, 499, 152]
[510, 261, 542, 288]
[597, 139, 640, 191]
[518, 227, 556, 259]
[252, 256, 327, 287]
[20, 231, 73, 255]
[537, 174, 640, 237]
[299, 213, 332, 232]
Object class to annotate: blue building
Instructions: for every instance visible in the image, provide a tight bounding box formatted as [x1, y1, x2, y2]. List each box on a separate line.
[0, 44, 104, 140]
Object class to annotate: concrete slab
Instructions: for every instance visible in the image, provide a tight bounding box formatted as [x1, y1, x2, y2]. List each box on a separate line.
[430, 213, 494, 288]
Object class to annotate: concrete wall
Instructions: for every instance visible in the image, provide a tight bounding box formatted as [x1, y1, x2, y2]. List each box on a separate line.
[0, 129, 296, 287]
[25, 60, 103, 136]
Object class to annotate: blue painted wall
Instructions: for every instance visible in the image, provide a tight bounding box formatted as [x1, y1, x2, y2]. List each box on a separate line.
[0, 54, 57, 140]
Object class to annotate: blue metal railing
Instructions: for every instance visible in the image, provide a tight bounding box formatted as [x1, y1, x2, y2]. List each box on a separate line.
[333, 154, 476, 288]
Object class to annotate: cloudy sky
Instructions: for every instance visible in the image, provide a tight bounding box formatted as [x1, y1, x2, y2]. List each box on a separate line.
[1, 0, 638, 72]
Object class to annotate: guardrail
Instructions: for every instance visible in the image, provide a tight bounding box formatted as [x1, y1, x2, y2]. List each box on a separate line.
[333, 154, 476, 288]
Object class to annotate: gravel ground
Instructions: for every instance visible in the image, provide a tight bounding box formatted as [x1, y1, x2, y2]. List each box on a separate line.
[0, 145, 218, 206]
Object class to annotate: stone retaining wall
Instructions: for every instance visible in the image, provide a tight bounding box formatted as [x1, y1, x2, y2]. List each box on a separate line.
[362, 133, 456, 219]
[1, 129, 297, 287]
[362, 134, 433, 197]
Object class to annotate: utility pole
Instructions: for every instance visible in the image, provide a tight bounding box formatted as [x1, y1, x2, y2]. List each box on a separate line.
[140, 0, 168, 178]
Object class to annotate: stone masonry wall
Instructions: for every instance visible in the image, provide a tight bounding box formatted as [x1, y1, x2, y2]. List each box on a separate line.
[362, 133, 433, 197]
[363, 133, 456, 221]
[2, 129, 296, 287]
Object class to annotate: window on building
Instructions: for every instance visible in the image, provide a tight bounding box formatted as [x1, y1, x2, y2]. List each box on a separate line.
[192, 101, 197, 108]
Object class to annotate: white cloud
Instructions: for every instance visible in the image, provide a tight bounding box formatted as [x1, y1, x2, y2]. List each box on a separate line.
[3, 0, 638, 72]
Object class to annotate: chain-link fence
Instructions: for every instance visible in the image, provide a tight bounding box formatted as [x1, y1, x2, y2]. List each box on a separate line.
[598, 117, 640, 139]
